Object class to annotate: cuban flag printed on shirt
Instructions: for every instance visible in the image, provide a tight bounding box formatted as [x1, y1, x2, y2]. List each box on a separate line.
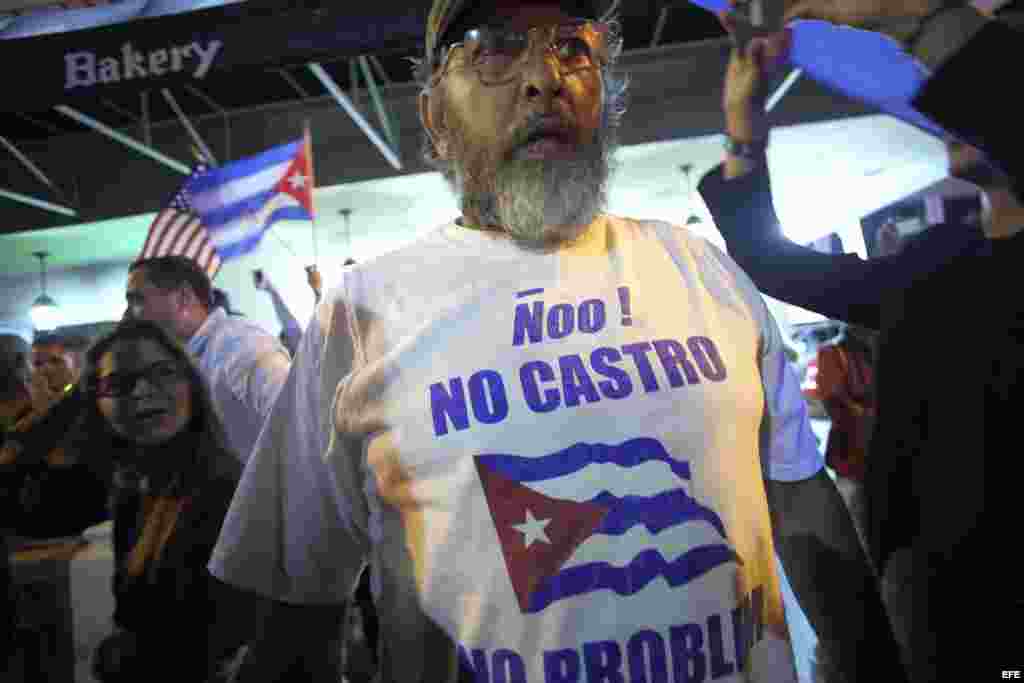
[185, 137, 314, 260]
[474, 437, 739, 614]
[689, 0, 948, 139]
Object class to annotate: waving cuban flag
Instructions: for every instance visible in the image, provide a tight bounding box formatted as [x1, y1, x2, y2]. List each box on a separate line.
[185, 134, 315, 261]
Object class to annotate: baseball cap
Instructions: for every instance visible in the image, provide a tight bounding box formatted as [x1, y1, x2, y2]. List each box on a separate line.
[426, 0, 618, 69]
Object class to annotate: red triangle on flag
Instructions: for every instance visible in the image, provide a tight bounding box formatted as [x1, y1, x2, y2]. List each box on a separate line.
[475, 458, 610, 613]
[274, 146, 314, 215]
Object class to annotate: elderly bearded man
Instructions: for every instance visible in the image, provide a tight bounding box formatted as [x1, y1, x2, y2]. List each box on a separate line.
[210, 2, 904, 681]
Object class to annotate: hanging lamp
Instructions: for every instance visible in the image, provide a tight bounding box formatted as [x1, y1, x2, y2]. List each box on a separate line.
[29, 251, 60, 331]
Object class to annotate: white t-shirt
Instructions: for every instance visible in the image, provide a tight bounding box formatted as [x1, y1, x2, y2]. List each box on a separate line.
[186, 307, 291, 463]
[211, 215, 822, 683]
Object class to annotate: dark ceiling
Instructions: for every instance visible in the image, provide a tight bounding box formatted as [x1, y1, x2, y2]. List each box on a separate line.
[1, 0, 727, 143]
[5, 0, 1023, 145]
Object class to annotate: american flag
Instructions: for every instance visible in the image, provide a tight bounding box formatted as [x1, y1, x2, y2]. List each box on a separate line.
[138, 164, 222, 281]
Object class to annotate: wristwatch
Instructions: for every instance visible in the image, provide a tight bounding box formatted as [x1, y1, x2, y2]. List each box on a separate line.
[723, 134, 769, 161]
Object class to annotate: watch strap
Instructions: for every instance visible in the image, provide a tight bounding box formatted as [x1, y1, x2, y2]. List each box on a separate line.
[724, 135, 769, 160]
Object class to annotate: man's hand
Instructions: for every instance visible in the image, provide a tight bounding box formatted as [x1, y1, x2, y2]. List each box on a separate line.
[28, 366, 70, 420]
[253, 270, 271, 292]
[720, 11, 790, 178]
[783, 0, 952, 27]
[722, 16, 791, 143]
[0, 441, 22, 466]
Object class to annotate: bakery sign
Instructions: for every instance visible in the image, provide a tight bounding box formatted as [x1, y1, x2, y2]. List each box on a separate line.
[64, 40, 223, 90]
[0, 3, 428, 113]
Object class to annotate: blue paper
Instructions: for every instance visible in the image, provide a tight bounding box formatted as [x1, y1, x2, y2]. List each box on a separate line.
[688, 0, 948, 139]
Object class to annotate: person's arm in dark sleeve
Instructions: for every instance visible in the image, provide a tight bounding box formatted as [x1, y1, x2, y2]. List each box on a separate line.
[699, 163, 966, 330]
[706, 25, 986, 329]
[0, 463, 27, 525]
[706, 29, 890, 328]
[16, 463, 109, 538]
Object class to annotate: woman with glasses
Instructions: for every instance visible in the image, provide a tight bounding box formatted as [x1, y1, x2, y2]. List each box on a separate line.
[81, 320, 263, 682]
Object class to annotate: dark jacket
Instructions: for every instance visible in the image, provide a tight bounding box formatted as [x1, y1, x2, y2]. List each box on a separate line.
[913, 20, 1024, 201]
[0, 387, 111, 539]
[700, 165, 996, 560]
[698, 20, 1023, 681]
[102, 431, 260, 681]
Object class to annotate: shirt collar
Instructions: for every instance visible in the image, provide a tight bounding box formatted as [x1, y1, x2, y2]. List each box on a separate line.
[186, 307, 226, 355]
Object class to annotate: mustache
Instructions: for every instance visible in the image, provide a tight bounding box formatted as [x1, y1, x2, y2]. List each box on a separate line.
[508, 113, 578, 153]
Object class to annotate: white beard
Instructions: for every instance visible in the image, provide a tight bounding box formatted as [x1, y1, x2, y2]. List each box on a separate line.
[453, 132, 614, 249]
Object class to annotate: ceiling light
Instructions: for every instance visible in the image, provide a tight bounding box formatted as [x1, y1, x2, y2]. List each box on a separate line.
[29, 251, 60, 331]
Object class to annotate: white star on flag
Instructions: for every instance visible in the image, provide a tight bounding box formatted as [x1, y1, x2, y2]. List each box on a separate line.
[512, 509, 552, 549]
[288, 173, 307, 191]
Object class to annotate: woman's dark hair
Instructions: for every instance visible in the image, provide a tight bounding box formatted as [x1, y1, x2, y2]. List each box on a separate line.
[77, 319, 234, 495]
[77, 320, 240, 581]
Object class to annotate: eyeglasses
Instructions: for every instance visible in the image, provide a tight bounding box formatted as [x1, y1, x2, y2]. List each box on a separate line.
[431, 20, 621, 88]
[92, 360, 186, 398]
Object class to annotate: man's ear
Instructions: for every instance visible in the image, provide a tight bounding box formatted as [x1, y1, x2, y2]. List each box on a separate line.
[419, 90, 450, 160]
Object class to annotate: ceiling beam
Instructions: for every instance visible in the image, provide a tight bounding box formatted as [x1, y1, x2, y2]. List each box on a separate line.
[184, 85, 227, 116]
[274, 68, 311, 99]
[98, 98, 139, 123]
[13, 112, 63, 136]
[183, 85, 231, 162]
[307, 62, 403, 170]
[368, 56, 393, 88]
[357, 56, 398, 151]
[0, 135, 63, 197]
[162, 89, 218, 166]
[0, 188, 76, 217]
[140, 91, 152, 147]
[651, 7, 670, 48]
[0, 39, 875, 235]
[54, 105, 191, 175]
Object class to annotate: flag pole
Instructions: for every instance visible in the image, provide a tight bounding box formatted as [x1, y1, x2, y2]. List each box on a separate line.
[191, 144, 215, 167]
[267, 229, 301, 260]
[305, 120, 318, 267]
[304, 120, 322, 303]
